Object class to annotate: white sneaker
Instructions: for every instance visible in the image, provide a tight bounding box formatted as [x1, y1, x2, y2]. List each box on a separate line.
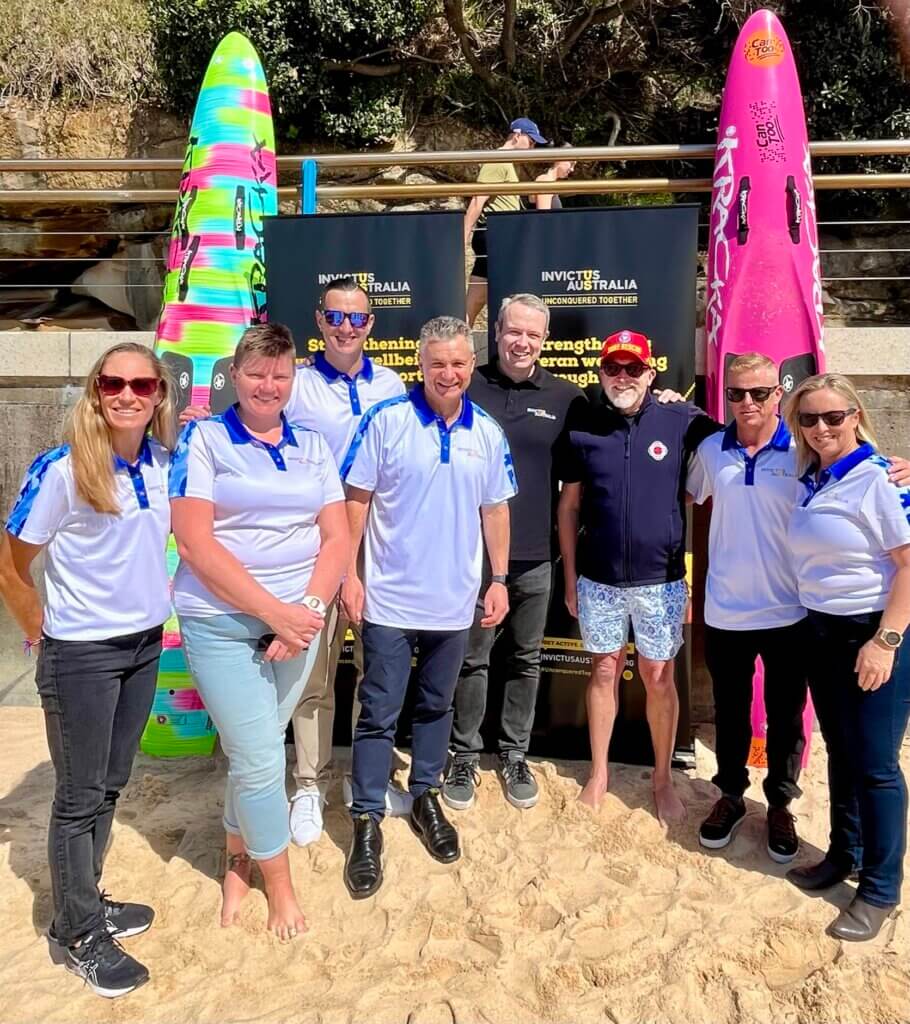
[290, 789, 325, 846]
[342, 776, 413, 817]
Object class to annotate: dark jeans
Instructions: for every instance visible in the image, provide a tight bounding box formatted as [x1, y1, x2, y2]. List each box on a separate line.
[352, 622, 468, 820]
[705, 620, 809, 807]
[451, 560, 552, 757]
[36, 626, 162, 946]
[806, 609, 910, 908]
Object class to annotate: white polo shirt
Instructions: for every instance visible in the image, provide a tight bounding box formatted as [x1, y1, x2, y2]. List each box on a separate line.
[788, 443, 910, 616]
[342, 386, 518, 630]
[6, 438, 171, 641]
[688, 418, 805, 630]
[285, 352, 405, 468]
[169, 404, 344, 618]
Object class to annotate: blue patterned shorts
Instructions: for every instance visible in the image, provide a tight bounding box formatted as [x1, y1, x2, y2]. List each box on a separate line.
[577, 577, 688, 661]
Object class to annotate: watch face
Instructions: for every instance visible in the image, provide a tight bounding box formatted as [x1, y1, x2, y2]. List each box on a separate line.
[885, 630, 903, 646]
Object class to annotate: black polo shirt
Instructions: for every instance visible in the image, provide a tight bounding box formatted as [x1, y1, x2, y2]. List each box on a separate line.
[469, 362, 588, 563]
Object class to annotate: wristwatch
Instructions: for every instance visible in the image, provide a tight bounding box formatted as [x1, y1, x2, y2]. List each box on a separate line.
[302, 595, 328, 616]
[490, 574, 508, 585]
[875, 627, 903, 650]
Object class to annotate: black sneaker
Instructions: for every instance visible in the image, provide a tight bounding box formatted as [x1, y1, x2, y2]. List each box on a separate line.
[64, 930, 149, 998]
[767, 806, 799, 864]
[497, 752, 539, 809]
[442, 757, 480, 810]
[698, 795, 746, 849]
[101, 893, 155, 938]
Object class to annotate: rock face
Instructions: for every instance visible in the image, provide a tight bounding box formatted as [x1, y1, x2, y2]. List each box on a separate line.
[0, 98, 907, 327]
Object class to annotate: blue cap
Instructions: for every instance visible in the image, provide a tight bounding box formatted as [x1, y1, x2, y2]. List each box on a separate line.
[510, 118, 548, 145]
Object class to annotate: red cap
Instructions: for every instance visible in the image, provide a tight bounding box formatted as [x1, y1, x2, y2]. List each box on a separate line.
[600, 329, 653, 365]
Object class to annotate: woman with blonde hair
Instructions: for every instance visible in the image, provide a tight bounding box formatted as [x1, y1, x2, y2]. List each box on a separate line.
[784, 372, 910, 941]
[0, 341, 176, 997]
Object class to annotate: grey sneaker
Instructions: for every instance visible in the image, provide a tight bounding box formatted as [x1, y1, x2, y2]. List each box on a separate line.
[442, 756, 480, 810]
[498, 751, 539, 809]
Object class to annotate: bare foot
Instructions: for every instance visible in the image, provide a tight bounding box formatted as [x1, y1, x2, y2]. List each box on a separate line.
[266, 885, 308, 942]
[578, 773, 609, 810]
[654, 780, 686, 825]
[222, 849, 252, 927]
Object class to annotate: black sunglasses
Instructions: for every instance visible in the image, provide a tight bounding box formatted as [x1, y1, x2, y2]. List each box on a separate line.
[725, 386, 778, 403]
[797, 408, 857, 428]
[321, 309, 370, 329]
[602, 361, 649, 379]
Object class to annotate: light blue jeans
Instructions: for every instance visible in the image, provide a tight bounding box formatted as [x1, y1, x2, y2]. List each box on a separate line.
[179, 612, 322, 859]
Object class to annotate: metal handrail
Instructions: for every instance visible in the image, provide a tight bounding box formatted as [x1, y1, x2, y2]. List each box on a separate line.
[1, 139, 910, 174]
[1, 173, 909, 204]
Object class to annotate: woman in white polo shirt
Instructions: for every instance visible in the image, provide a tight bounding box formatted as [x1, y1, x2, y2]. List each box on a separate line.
[0, 342, 176, 998]
[784, 372, 910, 943]
[170, 323, 348, 942]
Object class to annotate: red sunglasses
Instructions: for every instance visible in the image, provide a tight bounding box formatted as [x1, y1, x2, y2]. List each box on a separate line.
[97, 375, 161, 398]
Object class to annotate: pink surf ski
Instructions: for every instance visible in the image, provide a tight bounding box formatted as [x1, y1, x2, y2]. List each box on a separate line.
[705, 9, 824, 770]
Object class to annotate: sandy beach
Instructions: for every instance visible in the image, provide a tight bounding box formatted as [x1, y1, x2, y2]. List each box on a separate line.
[1, 704, 909, 1023]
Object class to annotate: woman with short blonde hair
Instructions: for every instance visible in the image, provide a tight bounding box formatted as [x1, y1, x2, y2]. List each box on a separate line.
[0, 341, 176, 997]
[784, 372, 910, 941]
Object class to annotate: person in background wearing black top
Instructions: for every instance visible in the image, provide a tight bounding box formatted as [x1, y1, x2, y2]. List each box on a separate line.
[532, 145, 576, 211]
[443, 293, 587, 811]
[557, 330, 720, 824]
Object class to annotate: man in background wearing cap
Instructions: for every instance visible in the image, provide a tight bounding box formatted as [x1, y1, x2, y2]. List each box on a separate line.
[464, 118, 548, 328]
[557, 330, 719, 824]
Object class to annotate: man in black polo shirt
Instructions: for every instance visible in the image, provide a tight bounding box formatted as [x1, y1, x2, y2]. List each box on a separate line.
[443, 293, 587, 811]
[558, 330, 719, 824]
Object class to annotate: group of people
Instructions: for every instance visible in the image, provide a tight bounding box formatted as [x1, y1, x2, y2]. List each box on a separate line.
[2, 279, 910, 1001]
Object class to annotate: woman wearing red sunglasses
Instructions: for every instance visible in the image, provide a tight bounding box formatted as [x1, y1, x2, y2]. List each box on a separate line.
[785, 372, 910, 942]
[0, 341, 175, 998]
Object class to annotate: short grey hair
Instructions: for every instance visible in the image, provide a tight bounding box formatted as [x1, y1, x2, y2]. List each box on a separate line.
[418, 315, 472, 355]
[496, 293, 550, 335]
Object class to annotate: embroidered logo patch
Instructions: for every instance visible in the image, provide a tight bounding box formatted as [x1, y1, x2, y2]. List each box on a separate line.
[648, 440, 668, 461]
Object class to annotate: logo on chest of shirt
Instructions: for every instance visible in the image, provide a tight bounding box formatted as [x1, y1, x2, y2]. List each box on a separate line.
[527, 407, 557, 421]
[648, 440, 669, 462]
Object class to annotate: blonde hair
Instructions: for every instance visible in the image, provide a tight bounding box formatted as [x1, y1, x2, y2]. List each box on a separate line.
[727, 352, 778, 378]
[783, 372, 878, 474]
[64, 343, 177, 514]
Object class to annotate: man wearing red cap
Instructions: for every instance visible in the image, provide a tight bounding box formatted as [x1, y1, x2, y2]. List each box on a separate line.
[557, 329, 718, 823]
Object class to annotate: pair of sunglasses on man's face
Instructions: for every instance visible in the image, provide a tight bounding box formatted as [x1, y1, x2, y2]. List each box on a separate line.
[97, 375, 160, 398]
[321, 309, 371, 329]
[601, 361, 649, 378]
[725, 385, 778, 404]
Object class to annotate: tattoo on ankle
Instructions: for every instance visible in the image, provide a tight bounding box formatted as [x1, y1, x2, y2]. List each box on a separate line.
[227, 852, 251, 871]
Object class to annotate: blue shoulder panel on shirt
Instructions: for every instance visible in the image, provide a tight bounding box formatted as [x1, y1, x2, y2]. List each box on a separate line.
[339, 394, 409, 481]
[474, 405, 518, 490]
[168, 419, 201, 498]
[7, 444, 70, 537]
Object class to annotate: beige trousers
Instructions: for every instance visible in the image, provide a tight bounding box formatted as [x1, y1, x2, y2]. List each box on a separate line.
[291, 605, 363, 792]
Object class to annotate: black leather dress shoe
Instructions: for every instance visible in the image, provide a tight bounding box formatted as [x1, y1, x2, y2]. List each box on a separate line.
[786, 858, 853, 892]
[829, 896, 893, 942]
[410, 788, 460, 863]
[344, 814, 383, 899]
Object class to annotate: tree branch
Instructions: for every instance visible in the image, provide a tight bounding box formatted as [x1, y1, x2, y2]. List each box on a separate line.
[502, 0, 517, 69]
[442, 0, 500, 92]
[323, 60, 403, 77]
[558, 0, 646, 60]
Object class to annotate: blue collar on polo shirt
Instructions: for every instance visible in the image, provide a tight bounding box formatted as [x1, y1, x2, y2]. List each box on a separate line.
[113, 436, 154, 509]
[314, 351, 374, 416]
[408, 383, 474, 464]
[721, 416, 791, 486]
[221, 403, 298, 471]
[799, 441, 875, 505]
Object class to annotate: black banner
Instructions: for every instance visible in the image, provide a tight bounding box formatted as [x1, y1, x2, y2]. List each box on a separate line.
[487, 205, 699, 765]
[264, 210, 465, 382]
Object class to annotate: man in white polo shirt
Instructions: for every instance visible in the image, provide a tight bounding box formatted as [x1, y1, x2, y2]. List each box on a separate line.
[282, 276, 406, 845]
[340, 315, 516, 898]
